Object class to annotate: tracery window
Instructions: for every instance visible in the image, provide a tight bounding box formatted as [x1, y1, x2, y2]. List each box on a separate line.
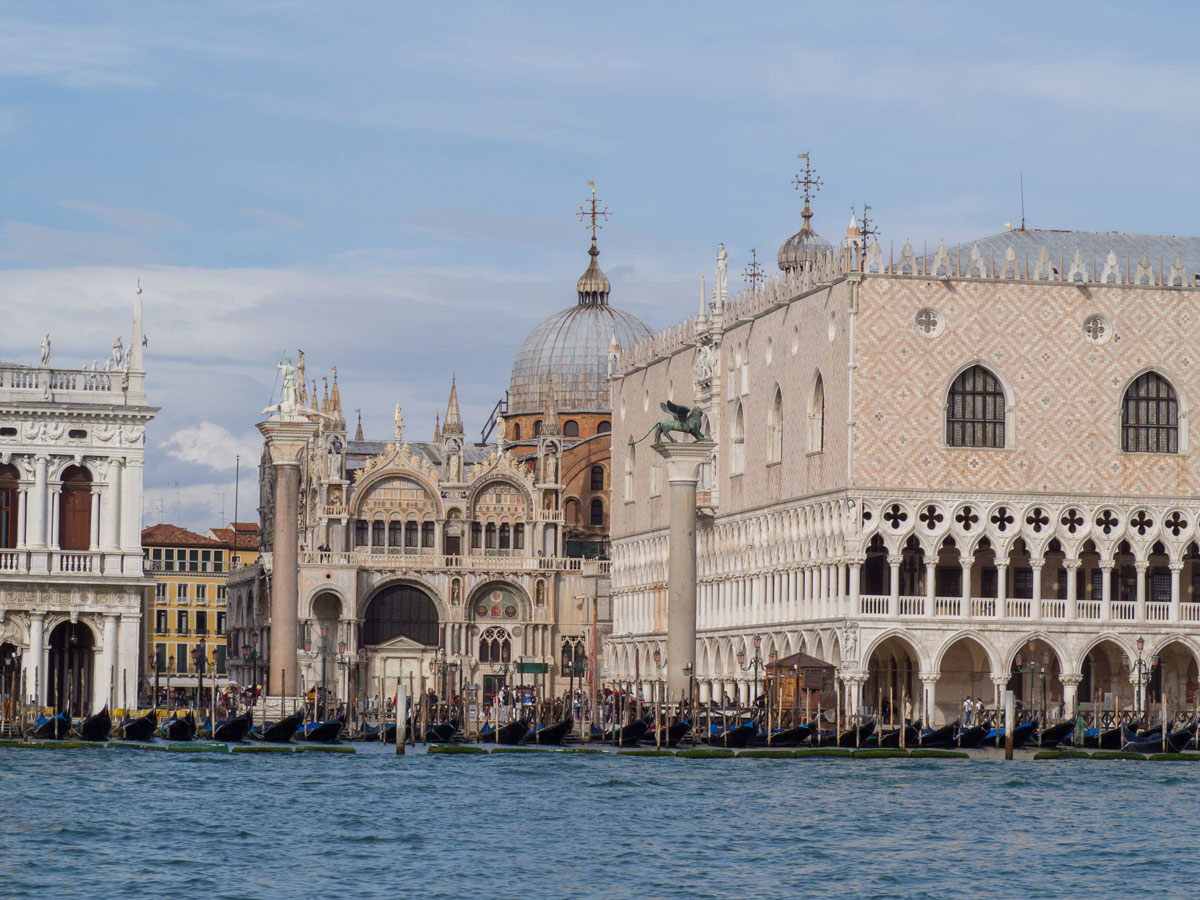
[946, 365, 1005, 448]
[808, 374, 824, 452]
[478, 627, 511, 664]
[731, 402, 745, 474]
[1122, 371, 1178, 453]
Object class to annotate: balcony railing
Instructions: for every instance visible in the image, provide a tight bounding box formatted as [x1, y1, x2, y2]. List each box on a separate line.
[146, 560, 226, 574]
[303, 550, 591, 573]
[58, 552, 95, 573]
[1111, 601, 1136, 621]
[858, 594, 1187, 624]
[1078, 600, 1101, 620]
[1147, 602, 1171, 622]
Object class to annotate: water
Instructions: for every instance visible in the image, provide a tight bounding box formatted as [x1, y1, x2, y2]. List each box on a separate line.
[2, 744, 1197, 899]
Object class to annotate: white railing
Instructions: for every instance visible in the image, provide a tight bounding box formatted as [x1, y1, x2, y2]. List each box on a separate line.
[934, 597, 960, 617]
[1181, 603, 1200, 623]
[1111, 601, 1136, 621]
[340, 551, 587, 573]
[0, 551, 24, 572]
[899, 596, 924, 616]
[320, 505, 348, 518]
[537, 509, 564, 523]
[971, 598, 995, 617]
[300, 551, 354, 566]
[1077, 600, 1101, 620]
[0, 366, 115, 393]
[1146, 602, 1171, 622]
[860, 595, 889, 615]
[1005, 599, 1031, 618]
[1040, 600, 1066, 619]
[57, 552, 95, 573]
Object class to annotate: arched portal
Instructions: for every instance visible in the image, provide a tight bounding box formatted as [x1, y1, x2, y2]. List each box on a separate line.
[865, 634, 920, 720]
[1006, 637, 1063, 716]
[47, 621, 95, 716]
[1079, 639, 1132, 712]
[0, 641, 20, 719]
[1148, 640, 1199, 712]
[363, 584, 439, 647]
[937, 635, 992, 725]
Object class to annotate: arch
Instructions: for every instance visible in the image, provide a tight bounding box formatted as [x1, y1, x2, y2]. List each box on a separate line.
[511, 422, 521, 441]
[1077, 636, 1135, 709]
[768, 386, 783, 463]
[731, 402, 745, 474]
[478, 626, 511, 663]
[864, 630, 921, 717]
[590, 465, 604, 492]
[353, 470, 443, 519]
[46, 619, 96, 716]
[808, 372, 824, 452]
[467, 475, 533, 518]
[563, 420, 579, 438]
[590, 497, 605, 527]
[1001, 632, 1070, 672]
[469, 580, 530, 622]
[945, 364, 1006, 448]
[933, 630, 999, 674]
[1121, 369, 1179, 453]
[0, 464, 17, 549]
[59, 464, 92, 551]
[596, 420, 611, 434]
[1148, 637, 1200, 708]
[362, 583, 440, 646]
[304, 586, 349, 621]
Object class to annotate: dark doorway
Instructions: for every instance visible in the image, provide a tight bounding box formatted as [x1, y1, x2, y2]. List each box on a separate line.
[363, 585, 439, 646]
[47, 621, 95, 716]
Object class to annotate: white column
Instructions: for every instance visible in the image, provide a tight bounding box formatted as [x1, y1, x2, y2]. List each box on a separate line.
[101, 460, 122, 551]
[836, 563, 846, 617]
[16, 485, 27, 548]
[1031, 563, 1043, 605]
[29, 457, 48, 574]
[1065, 559, 1080, 619]
[1170, 563, 1183, 622]
[888, 556, 901, 616]
[921, 675, 940, 727]
[848, 562, 861, 617]
[996, 562, 1008, 608]
[924, 561, 936, 618]
[101, 614, 119, 710]
[48, 486, 61, 549]
[28, 612, 44, 706]
[1100, 562, 1113, 620]
[89, 489, 101, 550]
[1135, 562, 1147, 621]
[960, 556, 973, 610]
[121, 458, 145, 565]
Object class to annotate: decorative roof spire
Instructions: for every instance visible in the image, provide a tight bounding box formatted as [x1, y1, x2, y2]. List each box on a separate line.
[792, 151, 822, 236]
[779, 152, 832, 272]
[576, 180, 612, 306]
[320, 376, 330, 413]
[432, 409, 441, 443]
[354, 409, 363, 441]
[443, 374, 463, 435]
[541, 369, 560, 435]
[328, 366, 344, 426]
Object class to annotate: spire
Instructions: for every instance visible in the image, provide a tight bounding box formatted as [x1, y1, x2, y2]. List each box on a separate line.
[328, 367, 344, 426]
[354, 409, 364, 441]
[432, 410, 441, 443]
[129, 280, 145, 372]
[443, 373, 463, 435]
[575, 181, 612, 306]
[320, 376, 330, 413]
[541, 369, 560, 435]
[779, 152, 831, 272]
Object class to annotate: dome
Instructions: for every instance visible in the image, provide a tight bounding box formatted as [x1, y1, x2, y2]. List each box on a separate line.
[777, 204, 832, 272]
[508, 239, 652, 415]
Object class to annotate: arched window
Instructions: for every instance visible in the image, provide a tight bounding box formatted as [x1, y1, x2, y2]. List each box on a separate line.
[387, 521, 401, 548]
[590, 465, 604, 491]
[533, 420, 543, 437]
[511, 423, 521, 441]
[421, 521, 435, 548]
[808, 373, 825, 452]
[499, 523, 511, 550]
[0, 464, 19, 549]
[597, 420, 611, 434]
[363, 584, 439, 646]
[59, 465, 92, 551]
[513, 523, 525, 550]
[563, 420, 579, 438]
[478, 626, 511, 663]
[564, 497, 579, 524]
[946, 365, 1005, 448]
[624, 445, 635, 501]
[1122, 371, 1179, 453]
[404, 521, 418, 548]
[485, 522, 497, 549]
[354, 520, 368, 547]
[731, 403, 745, 474]
[590, 498, 605, 526]
[768, 388, 783, 463]
[470, 522, 482, 550]
[371, 521, 385, 548]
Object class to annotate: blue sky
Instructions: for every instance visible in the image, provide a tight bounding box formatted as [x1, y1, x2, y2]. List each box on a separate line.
[2, 1, 1198, 529]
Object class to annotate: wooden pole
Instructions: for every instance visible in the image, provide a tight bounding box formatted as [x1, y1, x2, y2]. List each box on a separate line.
[1004, 690, 1014, 760]
[395, 681, 405, 755]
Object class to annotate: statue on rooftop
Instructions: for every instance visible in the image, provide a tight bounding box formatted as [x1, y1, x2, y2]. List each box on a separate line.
[39, 334, 50, 368]
[631, 400, 709, 445]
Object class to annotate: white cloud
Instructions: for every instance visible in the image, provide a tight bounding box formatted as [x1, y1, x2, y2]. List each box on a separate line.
[58, 200, 183, 232]
[162, 423, 262, 472]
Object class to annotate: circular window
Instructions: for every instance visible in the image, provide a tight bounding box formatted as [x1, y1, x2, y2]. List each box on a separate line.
[914, 307, 944, 338]
[765, 337, 773, 365]
[827, 311, 837, 342]
[1083, 314, 1111, 345]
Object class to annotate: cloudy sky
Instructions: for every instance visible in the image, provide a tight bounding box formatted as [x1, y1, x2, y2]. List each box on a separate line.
[2, 1, 1198, 530]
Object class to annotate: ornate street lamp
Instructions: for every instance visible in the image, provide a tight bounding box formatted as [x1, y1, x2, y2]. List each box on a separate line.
[1121, 636, 1159, 718]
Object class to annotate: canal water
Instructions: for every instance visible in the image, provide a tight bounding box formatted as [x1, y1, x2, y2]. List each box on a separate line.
[2, 744, 1196, 899]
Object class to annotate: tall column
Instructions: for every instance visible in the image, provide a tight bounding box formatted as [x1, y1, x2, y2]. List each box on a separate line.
[960, 556, 974, 612]
[28, 612, 44, 706]
[29, 455, 48, 574]
[101, 614, 119, 710]
[1135, 561, 1148, 621]
[996, 562, 1008, 610]
[16, 485, 27, 548]
[89, 489, 101, 550]
[119, 612, 139, 710]
[121, 457, 145, 573]
[1064, 558, 1080, 619]
[848, 562, 861, 618]
[1031, 563, 1043, 606]
[888, 556, 901, 616]
[1060, 673, 1082, 718]
[1100, 561, 1113, 620]
[101, 460, 122, 552]
[920, 675, 940, 727]
[653, 441, 714, 700]
[1170, 563, 1183, 622]
[924, 561, 936, 618]
[259, 417, 319, 699]
[836, 564, 846, 617]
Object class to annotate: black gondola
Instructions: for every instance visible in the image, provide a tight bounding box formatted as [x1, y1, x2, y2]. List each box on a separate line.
[956, 724, 987, 748]
[1123, 726, 1194, 753]
[878, 721, 921, 748]
[262, 711, 303, 743]
[79, 707, 111, 742]
[642, 720, 691, 748]
[814, 719, 875, 748]
[304, 718, 343, 742]
[982, 720, 1036, 749]
[425, 721, 458, 743]
[31, 712, 71, 740]
[163, 712, 196, 742]
[918, 723, 957, 749]
[709, 722, 756, 748]
[213, 711, 253, 743]
[1081, 727, 1122, 749]
[763, 724, 811, 747]
[523, 717, 574, 746]
[1036, 720, 1076, 748]
[607, 718, 648, 746]
[479, 718, 529, 745]
[121, 712, 158, 742]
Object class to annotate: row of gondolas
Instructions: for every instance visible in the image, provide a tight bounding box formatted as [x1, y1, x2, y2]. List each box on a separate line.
[27, 708, 350, 744]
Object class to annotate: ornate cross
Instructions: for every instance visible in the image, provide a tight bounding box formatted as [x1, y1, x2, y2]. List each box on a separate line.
[742, 248, 765, 290]
[577, 180, 611, 238]
[792, 152, 822, 205]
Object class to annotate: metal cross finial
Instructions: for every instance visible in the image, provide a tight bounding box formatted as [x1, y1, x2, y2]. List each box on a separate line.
[577, 180, 611, 239]
[792, 152, 822, 206]
[742, 248, 765, 290]
[858, 203, 880, 272]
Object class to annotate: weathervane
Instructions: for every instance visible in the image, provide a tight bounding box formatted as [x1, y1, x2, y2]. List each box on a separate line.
[792, 152, 822, 208]
[577, 180, 611, 239]
[743, 248, 765, 290]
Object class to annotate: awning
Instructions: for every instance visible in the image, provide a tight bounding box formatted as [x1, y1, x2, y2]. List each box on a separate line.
[518, 661, 549, 674]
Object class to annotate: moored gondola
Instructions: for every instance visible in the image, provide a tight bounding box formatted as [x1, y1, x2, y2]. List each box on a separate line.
[1081, 727, 1122, 749]
[163, 712, 196, 742]
[31, 712, 71, 740]
[878, 721, 921, 748]
[955, 724, 987, 748]
[121, 712, 158, 742]
[262, 711, 303, 743]
[1122, 725, 1194, 753]
[479, 718, 529, 745]
[814, 719, 875, 748]
[1036, 720, 1076, 748]
[523, 716, 573, 746]
[643, 720, 691, 747]
[918, 722, 957, 749]
[79, 707, 112, 742]
[709, 722, 756, 748]
[607, 718, 648, 747]
[303, 718, 343, 743]
[425, 721, 458, 743]
[982, 720, 1036, 749]
[763, 724, 811, 747]
[213, 711, 253, 743]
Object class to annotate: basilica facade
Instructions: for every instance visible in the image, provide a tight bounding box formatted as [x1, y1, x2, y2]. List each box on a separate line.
[608, 187, 1200, 725]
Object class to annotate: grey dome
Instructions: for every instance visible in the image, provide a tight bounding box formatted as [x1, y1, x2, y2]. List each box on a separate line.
[777, 202, 832, 272]
[509, 240, 651, 415]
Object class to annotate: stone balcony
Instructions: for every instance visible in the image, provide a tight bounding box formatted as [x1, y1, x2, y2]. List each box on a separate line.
[0, 549, 141, 577]
[299, 549, 592, 573]
[857, 594, 1197, 625]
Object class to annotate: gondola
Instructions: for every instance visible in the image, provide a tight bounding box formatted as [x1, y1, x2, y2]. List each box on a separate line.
[762, 724, 811, 747]
[79, 707, 111, 742]
[607, 718, 648, 747]
[163, 712, 196, 742]
[642, 720, 691, 747]
[982, 720, 1036, 749]
[303, 718, 343, 743]
[1122, 725, 1194, 753]
[262, 711, 303, 743]
[918, 723, 957, 749]
[213, 711, 253, 743]
[1081, 727, 1122, 750]
[31, 712, 71, 740]
[523, 717, 574, 746]
[121, 712, 158, 742]
[1035, 720, 1076, 749]
[814, 719, 875, 748]
[709, 723, 756, 748]
[878, 721, 921, 748]
[478, 718, 529, 745]
[425, 721, 458, 743]
[955, 724, 987, 748]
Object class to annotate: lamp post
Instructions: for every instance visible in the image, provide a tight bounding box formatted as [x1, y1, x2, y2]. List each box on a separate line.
[736, 634, 774, 706]
[191, 636, 207, 712]
[303, 625, 341, 720]
[651, 647, 667, 704]
[1013, 639, 1039, 719]
[150, 653, 161, 709]
[1121, 636, 1159, 718]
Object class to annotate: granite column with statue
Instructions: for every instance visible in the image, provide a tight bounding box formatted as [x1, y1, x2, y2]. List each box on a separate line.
[653, 440, 714, 699]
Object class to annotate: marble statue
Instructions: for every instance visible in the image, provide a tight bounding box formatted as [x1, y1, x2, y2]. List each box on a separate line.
[715, 243, 728, 305]
[296, 350, 307, 405]
[261, 358, 303, 420]
[111, 336, 123, 370]
[39, 334, 50, 368]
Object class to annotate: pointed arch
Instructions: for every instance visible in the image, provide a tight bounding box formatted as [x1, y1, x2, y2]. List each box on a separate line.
[946, 364, 1006, 448]
[768, 385, 783, 463]
[731, 402, 745, 474]
[1121, 369, 1179, 453]
[808, 371, 824, 452]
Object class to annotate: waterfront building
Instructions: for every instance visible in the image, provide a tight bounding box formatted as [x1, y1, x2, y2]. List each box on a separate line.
[229, 216, 645, 711]
[608, 175, 1200, 724]
[0, 288, 154, 715]
[141, 521, 258, 703]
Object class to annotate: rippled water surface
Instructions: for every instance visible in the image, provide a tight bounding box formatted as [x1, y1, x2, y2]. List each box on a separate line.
[3, 744, 1199, 899]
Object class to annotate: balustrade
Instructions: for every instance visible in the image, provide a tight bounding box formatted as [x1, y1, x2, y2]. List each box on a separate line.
[1077, 600, 1101, 620]
[898, 596, 923, 616]
[1005, 599, 1031, 618]
[970, 598, 995, 618]
[1111, 601, 1136, 621]
[1040, 600, 1066, 619]
[1146, 601, 1171, 622]
[933, 597, 960, 617]
[1181, 603, 1200, 623]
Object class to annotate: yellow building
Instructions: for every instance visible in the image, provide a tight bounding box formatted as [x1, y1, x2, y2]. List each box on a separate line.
[141, 522, 259, 705]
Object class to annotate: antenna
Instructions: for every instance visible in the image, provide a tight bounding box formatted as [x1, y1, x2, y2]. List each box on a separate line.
[1020, 172, 1026, 231]
[234, 455, 240, 529]
[217, 492, 225, 524]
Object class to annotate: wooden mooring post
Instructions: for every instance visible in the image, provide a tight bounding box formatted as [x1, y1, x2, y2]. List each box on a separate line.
[1004, 690, 1015, 760]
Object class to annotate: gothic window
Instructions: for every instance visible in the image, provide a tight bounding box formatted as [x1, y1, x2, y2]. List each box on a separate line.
[512, 423, 521, 440]
[946, 365, 1005, 448]
[421, 521, 435, 548]
[808, 373, 824, 453]
[58, 465, 92, 551]
[731, 402, 745, 474]
[597, 421, 611, 434]
[1122, 371, 1178, 453]
[563, 420, 579, 437]
[0, 464, 17, 549]
[561, 636, 586, 673]
[590, 498, 604, 527]
[590, 466, 604, 491]
[768, 388, 783, 463]
[478, 627, 511, 663]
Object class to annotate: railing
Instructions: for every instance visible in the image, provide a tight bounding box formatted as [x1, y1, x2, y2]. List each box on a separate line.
[1182, 603, 1200, 623]
[146, 560, 226, 574]
[933, 597, 959, 617]
[321, 505, 348, 518]
[1040, 600, 1066, 619]
[0, 551, 24, 572]
[1111, 601, 1136, 621]
[1146, 601, 1171, 622]
[57, 552, 95, 573]
[537, 509, 564, 523]
[1005, 599, 1031, 618]
[300, 551, 354, 566]
[899, 596, 924, 616]
[860, 595, 888, 615]
[0, 366, 115, 393]
[1077, 600, 1101, 620]
[970, 598, 995, 617]
[320, 550, 589, 573]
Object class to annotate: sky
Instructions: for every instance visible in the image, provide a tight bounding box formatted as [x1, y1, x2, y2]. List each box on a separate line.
[2, 0, 1199, 531]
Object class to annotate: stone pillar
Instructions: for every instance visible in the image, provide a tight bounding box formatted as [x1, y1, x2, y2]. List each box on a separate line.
[924, 561, 936, 617]
[121, 457, 145, 573]
[1170, 563, 1183, 622]
[258, 418, 319, 699]
[1031, 563, 1043, 606]
[888, 556, 901, 616]
[101, 613, 119, 710]
[1060, 673, 1082, 718]
[920, 675, 940, 727]
[653, 441, 714, 700]
[1064, 558, 1080, 619]
[16, 485, 27, 548]
[29, 455, 48, 574]
[1100, 561, 1113, 620]
[101, 460, 122, 551]
[28, 612, 44, 706]
[990, 674, 1009, 713]
[848, 562, 861, 618]
[836, 564, 846, 617]
[996, 562, 1008, 609]
[1135, 561, 1148, 621]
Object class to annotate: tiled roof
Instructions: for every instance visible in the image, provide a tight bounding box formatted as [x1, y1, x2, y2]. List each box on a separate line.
[141, 524, 225, 548]
[206, 525, 259, 550]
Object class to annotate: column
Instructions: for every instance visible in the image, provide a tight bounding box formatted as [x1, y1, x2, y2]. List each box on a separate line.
[121, 457, 145, 572]
[920, 675, 940, 727]
[990, 674, 1009, 713]
[16, 485, 27, 547]
[836, 563, 846, 617]
[1031, 563, 1043, 606]
[101, 460, 122, 552]
[1170, 563, 1183, 622]
[1060, 673, 1082, 718]
[89, 488, 101, 550]
[888, 556, 901, 616]
[924, 561, 936, 618]
[1064, 558, 1080, 619]
[996, 562, 1008, 612]
[653, 440, 714, 700]
[1135, 561, 1148, 621]
[48, 486, 61, 549]
[101, 614, 119, 710]
[960, 556, 973, 612]
[28, 455, 48, 574]
[258, 417, 319, 699]
[1100, 561, 1113, 621]
[848, 562, 861, 618]
[28, 612, 44, 706]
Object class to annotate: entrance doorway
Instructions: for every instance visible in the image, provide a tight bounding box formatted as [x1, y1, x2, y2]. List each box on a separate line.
[47, 621, 95, 716]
